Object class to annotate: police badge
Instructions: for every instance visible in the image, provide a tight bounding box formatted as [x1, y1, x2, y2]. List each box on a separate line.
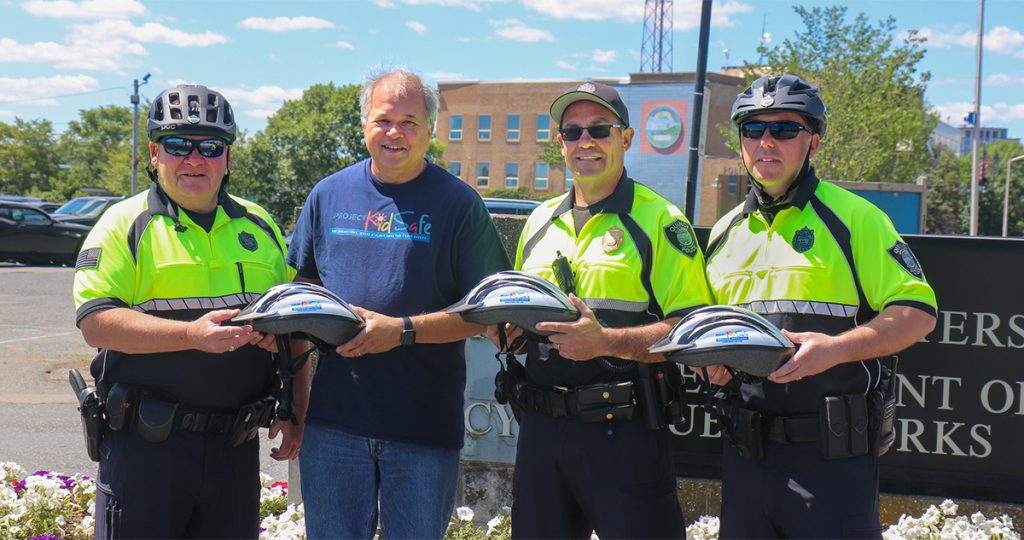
[238, 231, 258, 252]
[887, 241, 924, 279]
[664, 219, 698, 258]
[792, 226, 815, 253]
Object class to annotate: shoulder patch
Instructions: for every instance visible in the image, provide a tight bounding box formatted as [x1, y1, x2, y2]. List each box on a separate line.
[75, 248, 101, 270]
[664, 219, 698, 258]
[792, 226, 815, 253]
[238, 231, 258, 252]
[887, 241, 924, 279]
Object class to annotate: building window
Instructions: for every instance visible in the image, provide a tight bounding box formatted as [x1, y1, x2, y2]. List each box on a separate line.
[564, 167, 573, 190]
[727, 175, 738, 194]
[448, 161, 462, 179]
[505, 162, 519, 188]
[478, 115, 491, 141]
[506, 114, 520, 142]
[476, 162, 490, 187]
[449, 115, 462, 141]
[534, 162, 549, 190]
[536, 114, 551, 141]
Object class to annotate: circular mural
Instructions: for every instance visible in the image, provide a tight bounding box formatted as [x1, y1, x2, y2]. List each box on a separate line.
[645, 106, 682, 150]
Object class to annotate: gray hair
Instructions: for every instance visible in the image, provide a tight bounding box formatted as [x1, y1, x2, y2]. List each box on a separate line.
[359, 67, 439, 127]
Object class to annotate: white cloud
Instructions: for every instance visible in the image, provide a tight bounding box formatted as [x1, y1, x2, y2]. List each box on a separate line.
[490, 19, 554, 43]
[0, 110, 13, 117]
[399, 0, 506, 12]
[238, 16, 335, 32]
[213, 85, 307, 119]
[920, 26, 1024, 58]
[933, 101, 1024, 125]
[985, 73, 1024, 86]
[20, 0, 145, 20]
[374, 0, 396, 6]
[592, 49, 617, 63]
[0, 74, 100, 106]
[78, 20, 228, 46]
[426, 71, 464, 80]
[406, 20, 427, 34]
[555, 60, 579, 71]
[333, 40, 356, 50]
[523, 0, 750, 26]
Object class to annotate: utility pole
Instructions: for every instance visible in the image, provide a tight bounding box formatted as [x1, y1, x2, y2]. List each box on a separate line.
[1005, 155, 1024, 237]
[968, 0, 984, 236]
[684, 0, 712, 223]
[131, 73, 151, 196]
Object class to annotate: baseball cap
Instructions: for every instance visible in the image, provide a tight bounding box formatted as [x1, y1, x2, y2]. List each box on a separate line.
[550, 81, 630, 128]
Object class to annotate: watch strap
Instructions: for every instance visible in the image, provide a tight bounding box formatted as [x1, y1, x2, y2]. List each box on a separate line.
[400, 316, 416, 346]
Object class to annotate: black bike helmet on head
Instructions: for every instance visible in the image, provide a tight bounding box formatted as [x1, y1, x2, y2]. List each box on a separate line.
[649, 305, 794, 378]
[731, 74, 827, 138]
[231, 282, 364, 348]
[147, 84, 237, 143]
[448, 271, 579, 336]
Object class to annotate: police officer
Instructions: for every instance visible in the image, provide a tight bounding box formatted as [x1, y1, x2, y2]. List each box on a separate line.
[704, 74, 938, 538]
[496, 82, 713, 539]
[73, 84, 298, 538]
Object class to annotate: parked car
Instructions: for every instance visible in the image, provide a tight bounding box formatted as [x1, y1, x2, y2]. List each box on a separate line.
[51, 195, 123, 227]
[0, 195, 62, 214]
[483, 198, 540, 216]
[0, 201, 91, 266]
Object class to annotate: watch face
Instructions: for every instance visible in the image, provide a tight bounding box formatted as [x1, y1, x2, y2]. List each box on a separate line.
[401, 329, 416, 346]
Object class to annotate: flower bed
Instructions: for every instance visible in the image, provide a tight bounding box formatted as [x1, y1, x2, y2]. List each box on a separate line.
[2, 462, 1018, 539]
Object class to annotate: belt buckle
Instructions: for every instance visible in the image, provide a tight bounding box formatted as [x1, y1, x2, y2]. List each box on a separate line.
[553, 385, 569, 393]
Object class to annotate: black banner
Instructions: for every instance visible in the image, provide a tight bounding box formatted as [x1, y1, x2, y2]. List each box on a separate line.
[674, 229, 1024, 503]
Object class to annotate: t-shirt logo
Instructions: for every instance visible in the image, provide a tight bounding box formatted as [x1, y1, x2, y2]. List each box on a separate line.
[664, 219, 697, 258]
[238, 231, 258, 252]
[792, 226, 815, 253]
[888, 241, 924, 279]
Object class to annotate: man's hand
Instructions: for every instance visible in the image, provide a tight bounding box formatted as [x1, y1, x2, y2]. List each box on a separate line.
[486, 323, 525, 352]
[186, 309, 255, 354]
[768, 329, 845, 384]
[268, 417, 303, 461]
[691, 364, 733, 386]
[534, 295, 607, 361]
[334, 306, 403, 357]
[250, 332, 278, 353]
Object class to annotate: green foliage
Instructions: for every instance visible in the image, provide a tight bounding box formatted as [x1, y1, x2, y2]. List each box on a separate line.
[482, 186, 550, 201]
[230, 83, 368, 228]
[538, 138, 564, 167]
[57, 105, 144, 199]
[0, 118, 61, 197]
[740, 5, 938, 183]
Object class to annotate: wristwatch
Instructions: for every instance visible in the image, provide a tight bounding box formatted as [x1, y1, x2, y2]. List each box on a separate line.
[400, 316, 416, 346]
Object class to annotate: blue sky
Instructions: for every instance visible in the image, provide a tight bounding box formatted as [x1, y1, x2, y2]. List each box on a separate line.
[1, 0, 1021, 142]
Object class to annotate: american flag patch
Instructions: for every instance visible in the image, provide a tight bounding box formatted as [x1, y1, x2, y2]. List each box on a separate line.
[75, 248, 101, 270]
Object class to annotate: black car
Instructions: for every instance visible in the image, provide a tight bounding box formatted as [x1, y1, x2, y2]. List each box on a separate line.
[51, 195, 124, 227]
[0, 201, 91, 266]
[483, 198, 541, 216]
[0, 195, 62, 214]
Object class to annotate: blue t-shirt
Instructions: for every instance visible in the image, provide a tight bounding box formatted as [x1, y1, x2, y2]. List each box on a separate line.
[288, 159, 511, 448]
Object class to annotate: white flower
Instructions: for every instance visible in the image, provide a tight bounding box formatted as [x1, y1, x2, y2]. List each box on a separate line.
[487, 515, 503, 534]
[939, 499, 958, 516]
[455, 506, 474, 522]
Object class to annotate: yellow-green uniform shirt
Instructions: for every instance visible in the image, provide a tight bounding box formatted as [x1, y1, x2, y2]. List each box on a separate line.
[73, 184, 295, 410]
[705, 171, 937, 415]
[515, 173, 713, 387]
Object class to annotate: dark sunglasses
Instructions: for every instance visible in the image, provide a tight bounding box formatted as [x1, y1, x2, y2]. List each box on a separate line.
[160, 137, 227, 158]
[558, 124, 626, 142]
[739, 120, 812, 140]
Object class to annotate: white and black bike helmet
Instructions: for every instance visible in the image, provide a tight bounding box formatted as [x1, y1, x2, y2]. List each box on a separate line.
[231, 282, 364, 347]
[649, 305, 794, 377]
[148, 84, 238, 143]
[448, 271, 579, 335]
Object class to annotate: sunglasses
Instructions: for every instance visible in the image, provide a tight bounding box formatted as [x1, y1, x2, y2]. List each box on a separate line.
[558, 124, 626, 142]
[739, 120, 812, 140]
[160, 137, 227, 158]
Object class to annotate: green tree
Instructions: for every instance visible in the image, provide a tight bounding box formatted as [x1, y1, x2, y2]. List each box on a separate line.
[739, 6, 938, 183]
[538, 139, 564, 167]
[0, 118, 61, 196]
[56, 105, 141, 199]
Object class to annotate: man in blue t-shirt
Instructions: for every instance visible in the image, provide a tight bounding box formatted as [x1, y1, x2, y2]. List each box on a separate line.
[288, 68, 511, 539]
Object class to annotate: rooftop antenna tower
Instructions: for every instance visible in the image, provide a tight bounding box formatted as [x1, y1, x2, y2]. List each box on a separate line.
[640, 0, 674, 72]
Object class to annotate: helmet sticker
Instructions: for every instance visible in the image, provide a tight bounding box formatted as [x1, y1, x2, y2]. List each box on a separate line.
[791, 226, 815, 253]
[714, 330, 750, 344]
[602, 226, 624, 253]
[498, 291, 531, 304]
[759, 94, 775, 107]
[888, 241, 924, 279]
[290, 300, 323, 313]
[238, 231, 258, 252]
[664, 219, 698, 258]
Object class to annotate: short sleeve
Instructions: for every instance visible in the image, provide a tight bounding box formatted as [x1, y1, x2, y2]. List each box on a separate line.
[652, 207, 714, 318]
[72, 213, 136, 324]
[286, 187, 320, 281]
[852, 205, 937, 315]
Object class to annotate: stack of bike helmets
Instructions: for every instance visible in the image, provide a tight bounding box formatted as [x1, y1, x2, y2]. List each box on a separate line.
[448, 271, 578, 335]
[231, 282, 364, 347]
[649, 305, 794, 377]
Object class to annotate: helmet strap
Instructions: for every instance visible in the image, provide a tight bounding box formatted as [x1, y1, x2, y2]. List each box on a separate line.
[271, 336, 316, 425]
[749, 146, 813, 223]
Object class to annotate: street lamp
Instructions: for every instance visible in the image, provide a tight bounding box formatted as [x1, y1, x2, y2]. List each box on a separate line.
[131, 73, 151, 196]
[1004, 154, 1024, 237]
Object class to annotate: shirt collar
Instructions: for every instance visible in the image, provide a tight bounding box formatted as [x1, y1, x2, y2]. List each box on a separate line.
[742, 166, 821, 216]
[550, 168, 634, 220]
[146, 181, 247, 221]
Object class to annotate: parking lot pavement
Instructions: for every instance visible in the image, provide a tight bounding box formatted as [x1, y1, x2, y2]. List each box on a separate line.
[0, 264, 288, 480]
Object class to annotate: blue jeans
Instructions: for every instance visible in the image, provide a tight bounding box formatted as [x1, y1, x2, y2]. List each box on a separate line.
[300, 422, 461, 540]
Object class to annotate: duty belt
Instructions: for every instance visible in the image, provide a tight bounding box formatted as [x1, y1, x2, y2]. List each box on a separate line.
[176, 409, 236, 434]
[762, 413, 818, 444]
[512, 381, 637, 423]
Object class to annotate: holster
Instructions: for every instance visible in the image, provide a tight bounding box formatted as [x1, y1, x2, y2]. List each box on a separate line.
[227, 397, 277, 447]
[819, 394, 870, 459]
[69, 369, 105, 462]
[714, 401, 766, 460]
[869, 357, 898, 456]
[135, 395, 178, 443]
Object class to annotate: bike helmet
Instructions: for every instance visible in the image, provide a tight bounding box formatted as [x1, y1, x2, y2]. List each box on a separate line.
[448, 271, 579, 335]
[649, 305, 794, 377]
[148, 84, 237, 143]
[231, 282, 364, 347]
[731, 74, 827, 137]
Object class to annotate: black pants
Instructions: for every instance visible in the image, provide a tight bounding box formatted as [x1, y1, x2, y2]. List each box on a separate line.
[720, 441, 881, 539]
[511, 410, 684, 540]
[94, 429, 260, 539]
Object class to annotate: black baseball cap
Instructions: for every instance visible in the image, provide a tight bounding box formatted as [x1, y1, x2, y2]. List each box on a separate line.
[550, 81, 630, 128]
